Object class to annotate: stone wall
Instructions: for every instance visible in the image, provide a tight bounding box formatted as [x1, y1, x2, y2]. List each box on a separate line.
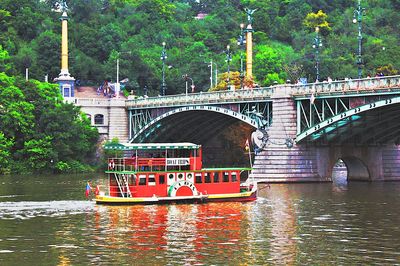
[77, 98, 129, 142]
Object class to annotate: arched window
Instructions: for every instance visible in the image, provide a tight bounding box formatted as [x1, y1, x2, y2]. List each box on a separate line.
[94, 114, 104, 125]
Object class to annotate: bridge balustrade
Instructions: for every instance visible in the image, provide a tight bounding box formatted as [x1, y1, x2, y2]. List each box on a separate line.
[71, 98, 126, 106]
[292, 75, 400, 96]
[126, 88, 273, 108]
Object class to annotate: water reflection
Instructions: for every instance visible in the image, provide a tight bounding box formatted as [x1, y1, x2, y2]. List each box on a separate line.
[1, 174, 400, 265]
[332, 160, 348, 193]
[92, 203, 255, 265]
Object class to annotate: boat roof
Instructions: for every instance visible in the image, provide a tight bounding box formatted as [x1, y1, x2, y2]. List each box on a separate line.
[104, 142, 201, 150]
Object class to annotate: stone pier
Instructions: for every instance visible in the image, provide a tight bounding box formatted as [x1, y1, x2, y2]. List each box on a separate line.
[251, 87, 400, 182]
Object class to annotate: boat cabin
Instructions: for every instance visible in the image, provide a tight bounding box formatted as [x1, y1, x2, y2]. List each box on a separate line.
[103, 142, 250, 199]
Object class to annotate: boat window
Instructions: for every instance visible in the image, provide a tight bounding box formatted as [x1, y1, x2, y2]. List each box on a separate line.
[204, 173, 211, 183]
[159, 175, 165, 184]
[213, 172, 219, 183]
[231, 172, 238, 182]
[148, 175, 156, 186]
[195, 173, 202, 183]
[131, 174, 137, 185]
[178, 173, 184, 180]
[223, 172, 229, 182]
[139, 175, 147, 186]
[168, 174, 174, 180]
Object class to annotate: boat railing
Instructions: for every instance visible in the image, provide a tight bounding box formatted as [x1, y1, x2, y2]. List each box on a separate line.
[108, 157, 168, 172]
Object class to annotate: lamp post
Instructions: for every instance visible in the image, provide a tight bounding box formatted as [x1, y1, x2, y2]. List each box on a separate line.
[160, 42, 167, 96]
[207, 60, 218, 89]
[237, 23, 246, 89]
[353, 0, 366, 79]
[225, 45, 232, 89]
[207, 59, 213, 89]
[183, 74, 194, 96]
[312, 26, 322, 82]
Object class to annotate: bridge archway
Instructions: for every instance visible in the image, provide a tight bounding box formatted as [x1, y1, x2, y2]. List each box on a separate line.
[131, 105, 258, 142]
[332, 156, 370, 182]
[131, 107, 257, 168]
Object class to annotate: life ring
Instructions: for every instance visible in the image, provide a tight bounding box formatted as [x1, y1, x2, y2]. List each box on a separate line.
[168, 180, 198, 197]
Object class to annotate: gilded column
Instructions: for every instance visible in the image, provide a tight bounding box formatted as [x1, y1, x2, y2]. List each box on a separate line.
[60, 11, 69, 75]
[244, 8, 256, 82]
[245, 24, 253, 79]
[54, 7, 75, 99]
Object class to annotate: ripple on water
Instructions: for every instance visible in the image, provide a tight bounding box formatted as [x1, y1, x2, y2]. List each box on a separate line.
[0, 200, 94, 220]
[0, 250, 14, 254]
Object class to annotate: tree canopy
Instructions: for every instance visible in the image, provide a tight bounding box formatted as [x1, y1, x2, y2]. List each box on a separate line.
[1, 0, 399, 91]
[0, 43, 98, 174]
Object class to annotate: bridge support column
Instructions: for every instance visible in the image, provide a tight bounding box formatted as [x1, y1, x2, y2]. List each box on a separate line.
[251, 93, 327, 182]
[108, 100, 129, 142]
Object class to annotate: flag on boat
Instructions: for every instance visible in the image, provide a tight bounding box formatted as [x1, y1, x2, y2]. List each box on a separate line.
[245, 139, 250, 151]
[310, 92, 315, 104]
[85, 181, 92, 198]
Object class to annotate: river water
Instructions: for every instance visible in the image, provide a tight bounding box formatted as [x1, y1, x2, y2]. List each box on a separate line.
[0, 172, 400, 265]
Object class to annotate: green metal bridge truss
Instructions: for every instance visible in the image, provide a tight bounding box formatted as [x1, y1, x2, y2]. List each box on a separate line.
[295, 94, 400, 145]
[128, 101, 272, 142]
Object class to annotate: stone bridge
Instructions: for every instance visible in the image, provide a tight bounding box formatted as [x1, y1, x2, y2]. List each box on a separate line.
[73, 75, 400, 182]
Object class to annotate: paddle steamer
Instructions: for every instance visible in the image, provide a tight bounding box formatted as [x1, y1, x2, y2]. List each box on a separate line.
[95, 142, 257, 204]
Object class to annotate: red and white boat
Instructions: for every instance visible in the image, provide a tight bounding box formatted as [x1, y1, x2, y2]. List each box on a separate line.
[95, 142, 257, 204]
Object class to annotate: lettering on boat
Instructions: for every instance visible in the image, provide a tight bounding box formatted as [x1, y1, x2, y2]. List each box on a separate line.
[168, 180, 198, 197]
[166, 158, 190, 166]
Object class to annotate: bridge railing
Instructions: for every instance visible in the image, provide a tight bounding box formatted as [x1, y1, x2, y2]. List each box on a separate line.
[291, 75, 400, 96]
[126, 87, 273, 108]
[66, 98, 126, 107]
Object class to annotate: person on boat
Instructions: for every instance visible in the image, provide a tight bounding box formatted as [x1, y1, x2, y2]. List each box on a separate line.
[108, 159, 115, 170]
[85, 181, 92, 198]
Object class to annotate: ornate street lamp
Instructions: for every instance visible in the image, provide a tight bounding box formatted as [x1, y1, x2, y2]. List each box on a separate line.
[353, 0, 366, 79]
[160, 42, 167, 96]
[225, 45, 232, 89]
[237, 23, 246, 89]
[182, 74, 194, 96]
[312, 26, 322, 82]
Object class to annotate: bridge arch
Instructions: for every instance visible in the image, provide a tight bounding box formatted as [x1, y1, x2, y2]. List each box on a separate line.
[333, 156, 370, 181]
[130, 106, 258, 168]
[296, 96, 400, 144]
[130, 105, 258, 143]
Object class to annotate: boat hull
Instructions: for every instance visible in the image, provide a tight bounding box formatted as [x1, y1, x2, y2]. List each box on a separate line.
[95, 190, 257, 205]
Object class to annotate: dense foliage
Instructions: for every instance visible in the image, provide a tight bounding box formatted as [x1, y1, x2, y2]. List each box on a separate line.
[0, 45, 99, 174]
[1, 0, 399, 95]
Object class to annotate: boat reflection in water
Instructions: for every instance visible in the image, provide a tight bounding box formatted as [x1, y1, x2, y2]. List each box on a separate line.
[92, 202, 257, 264]
[90, 185, 300, 265]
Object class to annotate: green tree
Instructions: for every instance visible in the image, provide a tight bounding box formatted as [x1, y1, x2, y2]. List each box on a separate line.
[253, 43, 297, 86]
[0, 132, 13, 174]
[0, 44, 11, 72]
[20, 136, 55, 171]
[304, 10, 331, 35]
[33, 31, 60, 80]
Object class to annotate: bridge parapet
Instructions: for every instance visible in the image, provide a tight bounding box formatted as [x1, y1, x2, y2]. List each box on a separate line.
[291, 75, 400, 97]
[126, 87, 273, 109]
[67, 98, 126, 107]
